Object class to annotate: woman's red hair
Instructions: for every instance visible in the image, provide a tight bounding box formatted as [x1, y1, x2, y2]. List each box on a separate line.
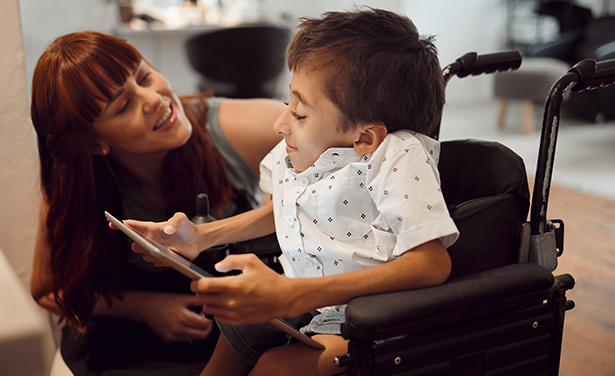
[31, 31, 232, 329]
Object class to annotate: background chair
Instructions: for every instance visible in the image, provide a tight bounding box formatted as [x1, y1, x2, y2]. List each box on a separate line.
[525, 12, 615, 122]
[185, 24, 290, 98]
[493, 57, 570, 134]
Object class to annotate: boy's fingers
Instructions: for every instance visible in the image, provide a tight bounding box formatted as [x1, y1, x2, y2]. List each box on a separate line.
[131, 243, 168, 266]
[165, 212, 191, 235]
[131, 242, 146, 254]
[190, 277, 231, 294]
[214, 254, 256, 273]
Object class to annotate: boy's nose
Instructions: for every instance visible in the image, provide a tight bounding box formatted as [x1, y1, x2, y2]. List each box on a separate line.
[273, 110, 291, 135]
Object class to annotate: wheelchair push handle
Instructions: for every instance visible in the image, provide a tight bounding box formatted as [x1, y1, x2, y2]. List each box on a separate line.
[569, 58, 615, 92]
[443, 51, 521, 82]
[531, 57, 615, 236]
[435, 51, 522, 139]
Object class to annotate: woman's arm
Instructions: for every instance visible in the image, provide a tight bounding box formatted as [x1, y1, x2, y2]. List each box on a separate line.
[191, 239, 452, 326]
[217, 98, 285, 173]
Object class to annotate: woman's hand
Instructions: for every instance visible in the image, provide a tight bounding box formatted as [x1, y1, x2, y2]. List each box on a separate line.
[129, 291, 214, 344]
[190, 254, 299, 326]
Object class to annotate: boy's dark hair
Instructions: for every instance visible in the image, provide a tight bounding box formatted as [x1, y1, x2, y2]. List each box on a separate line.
[286, 7, 444, 136]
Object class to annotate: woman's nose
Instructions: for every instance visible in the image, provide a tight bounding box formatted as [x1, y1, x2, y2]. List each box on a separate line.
[141, 89, 163, 114]
[273, 110, 291, 135]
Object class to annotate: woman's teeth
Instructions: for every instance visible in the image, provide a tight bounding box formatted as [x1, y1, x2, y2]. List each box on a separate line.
[154, 106, 172, 130]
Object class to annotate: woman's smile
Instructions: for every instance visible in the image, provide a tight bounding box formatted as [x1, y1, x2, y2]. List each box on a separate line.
[153, 103, 176, 132]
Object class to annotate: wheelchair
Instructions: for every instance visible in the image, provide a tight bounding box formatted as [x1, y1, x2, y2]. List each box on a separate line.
[194, 52, 615, 376]
[333, 55, 615, 376]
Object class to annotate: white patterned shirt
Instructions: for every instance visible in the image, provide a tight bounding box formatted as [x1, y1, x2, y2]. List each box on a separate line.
[259, 130, 459, 279]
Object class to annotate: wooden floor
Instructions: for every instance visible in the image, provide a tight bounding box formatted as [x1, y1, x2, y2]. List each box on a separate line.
[542, 183, 615, 376]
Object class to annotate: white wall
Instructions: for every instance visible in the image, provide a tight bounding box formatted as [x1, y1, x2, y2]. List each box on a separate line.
[19, 0, 119, 100]
[0, 0, 55, 372]
[1, 0, 41, 287]
[402, 0, 508, 104]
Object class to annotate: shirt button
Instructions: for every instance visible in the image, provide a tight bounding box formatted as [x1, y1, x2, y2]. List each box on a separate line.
[300, 177, 310, 186]
[303, 259, 314, 267]
[286, 216, 295, 227]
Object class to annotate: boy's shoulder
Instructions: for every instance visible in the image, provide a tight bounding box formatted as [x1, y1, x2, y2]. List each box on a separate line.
[379, 130, 439, 155]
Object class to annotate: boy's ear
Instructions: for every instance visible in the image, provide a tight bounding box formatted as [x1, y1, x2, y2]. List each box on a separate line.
[353, 123, 388, 155]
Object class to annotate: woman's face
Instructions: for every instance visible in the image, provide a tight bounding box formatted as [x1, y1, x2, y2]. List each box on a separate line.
[92, 60, 192, 159]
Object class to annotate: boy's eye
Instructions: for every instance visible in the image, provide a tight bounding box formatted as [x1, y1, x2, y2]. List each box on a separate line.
[291, 110, 306, 121]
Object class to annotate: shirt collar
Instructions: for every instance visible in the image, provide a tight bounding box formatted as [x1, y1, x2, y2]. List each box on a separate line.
[284, 147, 362, 177]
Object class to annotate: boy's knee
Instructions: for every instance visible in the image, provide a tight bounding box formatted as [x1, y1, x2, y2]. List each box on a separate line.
[250, 336, 348, 376]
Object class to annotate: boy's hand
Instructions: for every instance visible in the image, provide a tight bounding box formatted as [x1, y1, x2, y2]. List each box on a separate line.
[110, 212, 202, 265]
[190, 254, 297, 326]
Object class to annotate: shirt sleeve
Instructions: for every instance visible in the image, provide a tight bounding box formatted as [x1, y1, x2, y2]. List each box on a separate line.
[259, 140, 286, 195]
[367, 140, 459, 256]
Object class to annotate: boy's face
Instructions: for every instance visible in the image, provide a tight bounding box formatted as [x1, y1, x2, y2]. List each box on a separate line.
[274, 68, 358, 172]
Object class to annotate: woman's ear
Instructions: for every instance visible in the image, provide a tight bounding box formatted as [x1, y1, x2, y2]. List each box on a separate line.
[92, 140, 111, 157]
[353, 123, 388, 155]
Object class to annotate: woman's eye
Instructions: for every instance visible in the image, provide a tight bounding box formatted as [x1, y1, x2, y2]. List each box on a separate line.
[139, 72, 151, 85]
[118, 98, 131, 114]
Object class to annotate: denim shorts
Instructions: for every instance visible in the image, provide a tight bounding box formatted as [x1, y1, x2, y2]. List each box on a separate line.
[300, 308, 346, 336]
[217, 308, 346, 365]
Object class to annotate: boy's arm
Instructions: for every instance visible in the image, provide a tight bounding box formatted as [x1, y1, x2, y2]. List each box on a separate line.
[191, 238, 451, 326]
[124, 200, 275, 262]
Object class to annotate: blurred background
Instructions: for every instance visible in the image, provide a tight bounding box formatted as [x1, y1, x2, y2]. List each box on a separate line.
[17, 0, 611, 103]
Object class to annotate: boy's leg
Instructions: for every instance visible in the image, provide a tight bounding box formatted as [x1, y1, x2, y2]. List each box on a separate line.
[249, 334, 348, 376]
[200, 334, 251, 376]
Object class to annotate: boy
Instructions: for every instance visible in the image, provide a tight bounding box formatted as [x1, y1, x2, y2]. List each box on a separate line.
[128, 7, 458, 376]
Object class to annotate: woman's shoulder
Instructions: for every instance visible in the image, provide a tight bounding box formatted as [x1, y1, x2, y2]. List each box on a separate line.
[179, 91, 217, 124]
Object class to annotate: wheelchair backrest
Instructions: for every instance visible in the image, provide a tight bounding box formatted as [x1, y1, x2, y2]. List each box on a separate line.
[439, 139, 530, 280]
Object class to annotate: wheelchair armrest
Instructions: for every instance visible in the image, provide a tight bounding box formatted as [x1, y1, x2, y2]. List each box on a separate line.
[341, 262, 554, 341]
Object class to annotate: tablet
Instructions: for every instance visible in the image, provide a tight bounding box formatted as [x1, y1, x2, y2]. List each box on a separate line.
[104, 211, 325, 350]
[105, 211, 213, 279]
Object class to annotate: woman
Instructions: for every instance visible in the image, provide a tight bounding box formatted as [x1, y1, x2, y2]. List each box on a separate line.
[29, 31, 284, 375]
